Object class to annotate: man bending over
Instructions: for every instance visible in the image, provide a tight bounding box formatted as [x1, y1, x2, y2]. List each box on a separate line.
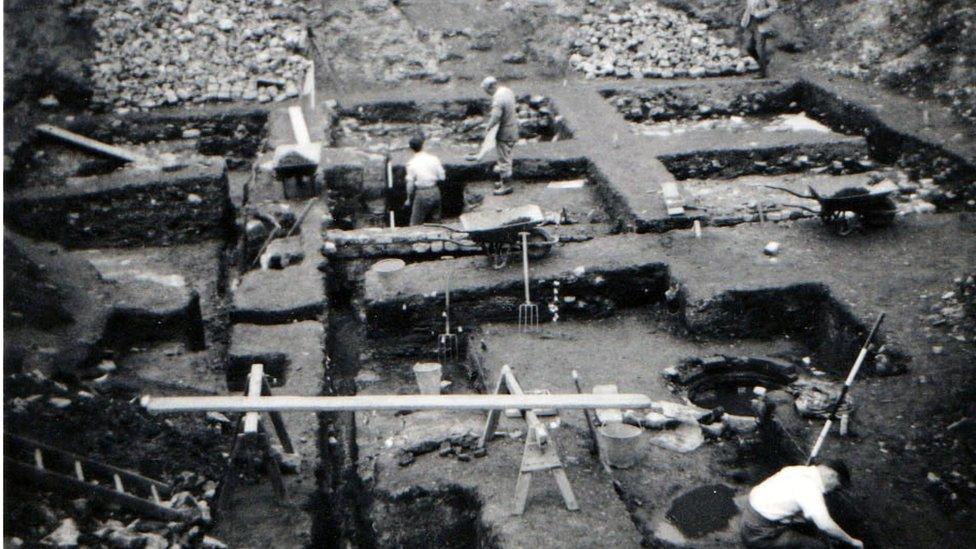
[741, 460, 864, 548]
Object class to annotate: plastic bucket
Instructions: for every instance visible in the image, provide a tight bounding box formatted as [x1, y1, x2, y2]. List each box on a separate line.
[597, 422, 643, 469]
[412, 362, 443, 395]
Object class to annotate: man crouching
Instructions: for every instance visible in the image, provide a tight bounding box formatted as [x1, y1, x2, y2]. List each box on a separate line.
[741, 460, 864, 548]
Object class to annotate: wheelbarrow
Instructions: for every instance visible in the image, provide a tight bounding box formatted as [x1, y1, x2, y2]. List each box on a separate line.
[429, 204, 557, 268]
[765, 185, 897, 236]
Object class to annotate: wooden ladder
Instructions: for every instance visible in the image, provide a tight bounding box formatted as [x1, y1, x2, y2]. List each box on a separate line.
[4, 433, 188, 522]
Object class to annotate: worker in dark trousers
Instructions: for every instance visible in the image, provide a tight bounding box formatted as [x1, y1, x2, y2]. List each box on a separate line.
[404, 135, 445, 226]
[741, 0, 778, 78]
[741, 461, 864, 548]
[467, 76, 518, 196]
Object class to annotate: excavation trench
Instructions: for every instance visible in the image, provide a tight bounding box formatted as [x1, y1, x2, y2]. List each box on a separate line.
[310, 245, 894, 546]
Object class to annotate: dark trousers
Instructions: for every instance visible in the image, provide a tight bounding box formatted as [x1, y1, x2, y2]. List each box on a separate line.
[746, 22, 772, 75]
[740, 503, 829, 549]
[409, 186, 442, 225]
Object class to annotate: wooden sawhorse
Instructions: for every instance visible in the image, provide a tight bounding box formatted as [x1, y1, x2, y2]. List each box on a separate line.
[479, 365, 579, 515]
[216, 364, 297, 511]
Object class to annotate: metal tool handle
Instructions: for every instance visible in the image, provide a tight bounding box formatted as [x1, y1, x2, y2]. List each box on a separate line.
[520, 231, 530, 304]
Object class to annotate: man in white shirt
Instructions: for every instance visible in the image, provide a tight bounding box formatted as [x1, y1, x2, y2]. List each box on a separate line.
[404, 134, 446, 225]
[741, 461, 864, 548]
[467, 76, 518, 196]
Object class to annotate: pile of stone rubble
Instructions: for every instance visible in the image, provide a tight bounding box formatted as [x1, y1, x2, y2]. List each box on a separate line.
[568, 3, 756, 79]
[77, 0, 312, 110]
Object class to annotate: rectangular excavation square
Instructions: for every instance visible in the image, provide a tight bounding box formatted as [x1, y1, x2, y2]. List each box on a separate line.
[329, 95, 574, 154]
[9, 108, 268, 190]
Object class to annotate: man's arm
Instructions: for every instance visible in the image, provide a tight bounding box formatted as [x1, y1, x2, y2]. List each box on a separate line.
[435, 157, 446, 182]
[485, 97, 503, 133]
[404, 164, 416, 205]
[798, 492, 863, 547]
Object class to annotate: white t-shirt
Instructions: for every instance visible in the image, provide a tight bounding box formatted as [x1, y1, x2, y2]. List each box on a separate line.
[406, 151, 445, 188]
[748, 465, 831, 523]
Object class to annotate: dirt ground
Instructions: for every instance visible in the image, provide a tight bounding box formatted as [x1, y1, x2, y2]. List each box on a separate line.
[4, 1, 975, 548]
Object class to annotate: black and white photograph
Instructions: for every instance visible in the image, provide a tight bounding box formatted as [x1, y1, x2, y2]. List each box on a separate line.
[2, 0, 974, 546]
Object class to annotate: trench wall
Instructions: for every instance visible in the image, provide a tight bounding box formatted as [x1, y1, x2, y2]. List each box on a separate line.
[4, 162, 231, 248]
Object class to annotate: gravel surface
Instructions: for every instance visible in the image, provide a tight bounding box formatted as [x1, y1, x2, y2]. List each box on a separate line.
[77, 0, 312, 110]
[568, 3, 755, 79]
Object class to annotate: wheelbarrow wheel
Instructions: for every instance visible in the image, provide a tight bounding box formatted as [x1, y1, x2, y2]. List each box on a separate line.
[526, 227, 554, 260]
[832, 214, 856, 236]
[485, 242, 513, 269]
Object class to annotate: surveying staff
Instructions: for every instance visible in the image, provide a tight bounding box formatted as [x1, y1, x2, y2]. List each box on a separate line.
[741, 461, 864, 548]
[741, 0, 778, 79]
[467, 76, 518, 196]
[404, 135, 445, 225]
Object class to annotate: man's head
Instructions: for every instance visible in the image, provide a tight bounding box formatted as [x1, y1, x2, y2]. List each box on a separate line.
[819, 460, 852, 492]
[409, 134, 425, 153]
[481, 76, 498, 96]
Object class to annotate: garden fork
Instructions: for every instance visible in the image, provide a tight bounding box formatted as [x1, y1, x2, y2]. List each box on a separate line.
[517, 232, 539, 332]
[437, 257, 459, 362]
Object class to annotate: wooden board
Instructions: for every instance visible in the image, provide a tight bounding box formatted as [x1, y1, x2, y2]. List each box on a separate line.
[593, 384, 623, 425]
[661, 181, 685, 216]
[288, 106, 311, 145]
[143, 393, 655, 413]
[36, 124, 148, 164]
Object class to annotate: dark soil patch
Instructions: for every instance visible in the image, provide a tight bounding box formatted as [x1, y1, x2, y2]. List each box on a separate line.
[665, 484, 738, 539]
[369, 486, 497, 549]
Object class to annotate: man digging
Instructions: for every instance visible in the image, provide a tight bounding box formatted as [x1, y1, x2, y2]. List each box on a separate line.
[466, 76, 518, 195]
[741, 0, 778, 79]
[741, 460, 864, 548]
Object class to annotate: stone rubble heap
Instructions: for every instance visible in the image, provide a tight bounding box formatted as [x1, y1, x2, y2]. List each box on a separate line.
[568, 3, 756, 79]
[76, 0, 312, 110]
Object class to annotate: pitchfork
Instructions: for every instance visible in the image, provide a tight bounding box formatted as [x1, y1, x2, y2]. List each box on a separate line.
[437, 257, 459, 362]
[518, 232, 539, 332]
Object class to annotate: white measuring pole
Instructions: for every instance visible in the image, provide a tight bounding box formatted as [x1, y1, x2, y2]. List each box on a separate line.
[807, 313, 885, 464]
[288, 106, 311, 145]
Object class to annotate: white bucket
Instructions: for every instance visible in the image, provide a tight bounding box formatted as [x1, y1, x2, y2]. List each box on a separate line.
[373, 258, 404, 276]
[597, 422, 643, 469]
[412, 362, 443, 395]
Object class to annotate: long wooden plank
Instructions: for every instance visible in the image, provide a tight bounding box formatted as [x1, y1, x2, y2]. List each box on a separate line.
[661, 181, 685, 216]
[142, 393, 655, 414]
[35, 124, 148, 164]
[288, 106, 311, 145]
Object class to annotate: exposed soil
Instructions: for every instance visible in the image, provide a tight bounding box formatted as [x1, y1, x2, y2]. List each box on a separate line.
[4, 1, 976, 548]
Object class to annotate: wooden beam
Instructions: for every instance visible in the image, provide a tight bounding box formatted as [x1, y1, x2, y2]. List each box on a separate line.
[35, 124, 149, 164]
[500, 366, 548, 445]
[661, 181, 685, 216]
[142, 393, 655, 414]
[243, 364, 264, 434]
[288, 106, 311, 145]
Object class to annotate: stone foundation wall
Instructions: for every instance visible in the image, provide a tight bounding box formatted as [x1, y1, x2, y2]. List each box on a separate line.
[800, 81, 976, 204]
[4, 161, 230, 248]
[659, 141, 871, 180]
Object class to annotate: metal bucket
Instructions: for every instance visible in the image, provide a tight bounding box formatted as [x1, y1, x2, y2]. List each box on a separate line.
[597, 422, 643, 469]
[412, 362, 443, 395]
